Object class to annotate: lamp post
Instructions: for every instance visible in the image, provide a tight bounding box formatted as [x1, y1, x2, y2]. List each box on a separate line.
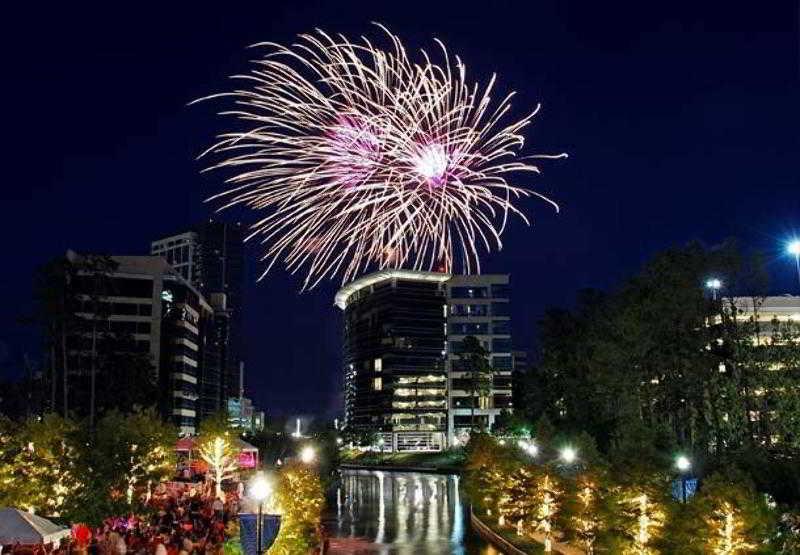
[788, 241, 800, 292]
[249, 474, 271, 553]
[299, 445, 316, 464]
[560, 446, 577, 465]
[705, 278, 722, 301]
[675, 455, 691, 503]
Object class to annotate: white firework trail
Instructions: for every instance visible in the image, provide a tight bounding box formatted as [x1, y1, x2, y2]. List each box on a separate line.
[197, 24, 566, 289]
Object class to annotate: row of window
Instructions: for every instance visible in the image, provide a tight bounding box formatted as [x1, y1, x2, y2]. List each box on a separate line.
[450, 302, 510, 317]
[109, 321, 151, 335]
[448, 321, 511, 335]
[449, 338, 513, 354]
[451, 377, 513, 390]
[452, 395, 513, 409]
[77, 300, 152, 317]
[448, 284, 510, 299]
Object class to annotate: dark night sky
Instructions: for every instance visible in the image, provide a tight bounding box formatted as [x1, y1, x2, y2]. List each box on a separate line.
[0, 1, 798, 418]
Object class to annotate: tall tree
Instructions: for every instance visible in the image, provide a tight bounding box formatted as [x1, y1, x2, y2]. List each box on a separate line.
[31, 257, 78, 417]
[459, 336, 493, 431]
[72, 253, 118, 429]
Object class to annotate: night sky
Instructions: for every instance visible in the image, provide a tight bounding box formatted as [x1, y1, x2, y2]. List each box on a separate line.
[1, 1, 797, 419]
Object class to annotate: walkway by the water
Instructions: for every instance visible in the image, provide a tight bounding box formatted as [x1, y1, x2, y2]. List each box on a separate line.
[326, 469, 503, 555]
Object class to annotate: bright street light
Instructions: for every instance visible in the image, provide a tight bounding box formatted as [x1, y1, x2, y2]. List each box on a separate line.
[249, 474, 272, 502]
[249, 473, 272, 553]
[675, 455, 691, 472]
[675, 455, 692, 503]
[300, 445, 316, 464]
[788, 240, 800, 292]
[705, 278, 722, 300]
[560, 446, 577, 464]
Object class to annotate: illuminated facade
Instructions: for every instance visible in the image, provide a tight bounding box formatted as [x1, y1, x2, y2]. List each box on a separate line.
[337, 270, 449, 451]
[336, 270, 516, 451]
[726, 295, 800, 337]
[724, 295, 800, 446]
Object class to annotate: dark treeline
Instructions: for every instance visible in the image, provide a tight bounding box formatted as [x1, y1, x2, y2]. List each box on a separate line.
[508, 240, 800, 504]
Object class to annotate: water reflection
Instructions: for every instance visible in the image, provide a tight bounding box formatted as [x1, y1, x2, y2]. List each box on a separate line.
[329, 469, 502, 555]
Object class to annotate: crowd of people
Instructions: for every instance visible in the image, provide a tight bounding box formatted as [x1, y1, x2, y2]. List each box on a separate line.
[5, 483, 240, 555]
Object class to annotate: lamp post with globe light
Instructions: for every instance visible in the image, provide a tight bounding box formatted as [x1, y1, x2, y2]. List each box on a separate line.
[788, 240, 800, 292]
[705, 278, 722, 301]
[560, 446, 577, 465]
[300, 445, 316, 464]
[249, 474, 271, 553]
[675, 455, 691, 503]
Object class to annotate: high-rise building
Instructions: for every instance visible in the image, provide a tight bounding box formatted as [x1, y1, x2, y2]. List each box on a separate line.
[65, 252, 214, 434]
[336, 270, 449, 452]
[446, 275, 514, 440]
[150, 232, 199, 283]
[335, 270, 516, 451]
[151, 220, 245, 401]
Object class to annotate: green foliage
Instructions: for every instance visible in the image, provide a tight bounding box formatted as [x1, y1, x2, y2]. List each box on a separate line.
[0, 411, 175, 525]
[662, 468, 776, 554]
[269, 460, 323, 555]
[528, 240, 800, 471]
[67, 409, 176, 524]
[0, 414, 80, 517]
[460, 336, 494, 430]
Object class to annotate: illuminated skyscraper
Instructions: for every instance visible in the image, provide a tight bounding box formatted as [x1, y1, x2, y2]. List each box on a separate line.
[335, 270, 515, 451]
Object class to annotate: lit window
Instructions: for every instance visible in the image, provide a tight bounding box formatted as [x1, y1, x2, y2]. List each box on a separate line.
[373, 377, 383, 391]
[374, 358, 382, 372]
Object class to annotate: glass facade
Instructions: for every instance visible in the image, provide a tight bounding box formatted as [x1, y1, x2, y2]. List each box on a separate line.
[341, 275, 447, 450]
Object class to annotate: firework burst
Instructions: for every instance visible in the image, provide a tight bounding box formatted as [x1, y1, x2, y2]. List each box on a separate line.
[198, 25, 565, 289]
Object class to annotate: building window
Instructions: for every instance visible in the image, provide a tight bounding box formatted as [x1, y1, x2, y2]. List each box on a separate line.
[491, 302, 510, 317]
[373, 377, 383, 391]
[374, 358, 382, 372]
[491, 338, 512, 352]
[490, 284, 510, 298]
[491, 320, 511, 334]
[493, 356, 513, 370]
[449, 286, 488, 299]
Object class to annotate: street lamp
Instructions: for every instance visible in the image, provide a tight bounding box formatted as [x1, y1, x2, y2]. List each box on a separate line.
[675, 455, 691, 503]
[705, 278, 722, 301]
[788, 240, 800, 291]
[300, 445, 316, 464]
[559, 446, 577, 464]
[249, 474, 272, 553]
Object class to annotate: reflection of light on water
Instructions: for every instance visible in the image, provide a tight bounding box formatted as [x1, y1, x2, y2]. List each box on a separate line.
[397, 475, 408, 545]
[412, 476, 424, 544]
[335, 469, 493, 553]
[451, 474, 464, 547]
[376, 471, 385, 544]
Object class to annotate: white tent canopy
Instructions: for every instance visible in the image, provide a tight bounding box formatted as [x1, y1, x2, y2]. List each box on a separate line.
[0, 508, 70, 546]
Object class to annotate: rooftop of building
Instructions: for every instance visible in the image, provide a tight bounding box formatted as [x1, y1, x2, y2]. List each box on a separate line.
[66, 251, 212, 310]
[729, 294, 800, 311]
[334, 269, 511, 309]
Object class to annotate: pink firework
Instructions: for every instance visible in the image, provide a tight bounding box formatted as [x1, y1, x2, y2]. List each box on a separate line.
[198, 25, 565, 289]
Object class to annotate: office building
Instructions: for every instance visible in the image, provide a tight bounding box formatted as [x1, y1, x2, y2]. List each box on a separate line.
[726, 295, 800, 339]
[227, 396, 265, 434]
[336, 270, 449, 452]
[66, 251, 214, 434]
[150, 232, 199, 283]
[335, 269, 516, 451]
[722, 295, 800, 446]
[446, 275, 514, 441]
[151, 220, 245, 401]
